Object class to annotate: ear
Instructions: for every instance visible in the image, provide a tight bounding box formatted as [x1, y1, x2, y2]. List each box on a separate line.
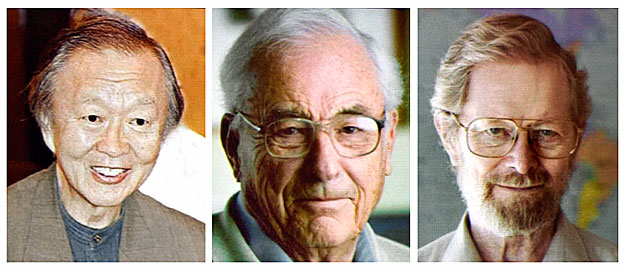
[40, 116, 56, 154]
[433, 111, 461, 167]
[221, 113, 241, 182]
[383, 110, 399, 176]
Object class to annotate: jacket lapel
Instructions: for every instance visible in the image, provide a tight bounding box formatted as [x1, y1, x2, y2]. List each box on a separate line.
[22, 166, 73, 261]
[118, 192, 171, 261]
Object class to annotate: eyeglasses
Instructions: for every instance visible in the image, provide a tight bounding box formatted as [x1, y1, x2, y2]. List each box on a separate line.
[450, 113, 582, 159]
[236, 112, 385, 159]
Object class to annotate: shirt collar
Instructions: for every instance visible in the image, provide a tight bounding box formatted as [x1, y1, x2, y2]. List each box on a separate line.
[232, 192, 377, 262]
[55, 178, 125, 246]
[444, 210, 590, 261]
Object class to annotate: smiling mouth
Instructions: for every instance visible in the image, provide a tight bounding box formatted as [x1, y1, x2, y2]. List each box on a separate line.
[495, 183, 544, 191]
[90, 166, 130, 184]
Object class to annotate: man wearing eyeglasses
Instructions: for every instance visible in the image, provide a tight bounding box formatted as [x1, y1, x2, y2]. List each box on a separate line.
[419, 13, 617, 262]
[213, 9, 408, 262]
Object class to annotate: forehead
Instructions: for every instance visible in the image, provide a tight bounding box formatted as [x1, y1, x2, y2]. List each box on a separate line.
[53, 48, 167, 108]
[248, 34, 384, 119]
[462, 61, 572, 120]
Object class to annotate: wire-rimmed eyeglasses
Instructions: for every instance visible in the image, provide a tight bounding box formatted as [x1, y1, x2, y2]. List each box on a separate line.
[236, 112, 385, 159]
[450, 112, 582, 159]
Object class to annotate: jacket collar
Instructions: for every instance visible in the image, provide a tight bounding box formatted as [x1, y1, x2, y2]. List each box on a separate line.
[22, 164, 73, 261]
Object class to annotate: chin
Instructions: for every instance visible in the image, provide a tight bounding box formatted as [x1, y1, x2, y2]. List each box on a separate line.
[292, 217, 360, 248]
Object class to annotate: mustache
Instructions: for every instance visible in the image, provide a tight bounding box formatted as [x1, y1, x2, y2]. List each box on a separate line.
[484, 168, 552, 188]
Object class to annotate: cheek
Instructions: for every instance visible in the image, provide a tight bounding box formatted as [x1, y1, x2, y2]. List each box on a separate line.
[128, 131, 162, 163]
[253, 151, 302, 202]
[347, 154, 386, 211]
[543, 159, 572, 188]
[462, 150, 499, 178]
[56, 124, 98, 159]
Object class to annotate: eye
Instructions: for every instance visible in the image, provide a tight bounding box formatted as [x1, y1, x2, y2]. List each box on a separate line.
[340, 126, 360, 134]
[130, 118, 149, 127]
[278, 127, 298, 135]
[486, 127, 505, 136]
[81, 114, 102, 123]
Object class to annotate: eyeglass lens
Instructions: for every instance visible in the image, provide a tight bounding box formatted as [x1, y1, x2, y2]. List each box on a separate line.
[265, 115, 381, 158]
[466, 118, 578, 158]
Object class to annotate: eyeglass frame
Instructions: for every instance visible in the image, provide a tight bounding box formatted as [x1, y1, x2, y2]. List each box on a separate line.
[233, 111, 386, 159]
[448, 112, 583, 159]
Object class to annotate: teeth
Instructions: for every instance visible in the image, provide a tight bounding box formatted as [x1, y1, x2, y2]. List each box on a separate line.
[92, 166, 126, 177]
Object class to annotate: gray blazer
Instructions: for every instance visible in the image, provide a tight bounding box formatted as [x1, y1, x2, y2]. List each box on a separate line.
[8, 164, 205, 262]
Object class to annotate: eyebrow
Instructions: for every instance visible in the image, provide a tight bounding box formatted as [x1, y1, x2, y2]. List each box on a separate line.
[265, 108, 310, 123]
[336, 104, 368, 116]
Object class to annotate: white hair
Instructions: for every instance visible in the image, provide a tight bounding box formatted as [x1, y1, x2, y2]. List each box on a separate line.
[220, 8, 403, 113]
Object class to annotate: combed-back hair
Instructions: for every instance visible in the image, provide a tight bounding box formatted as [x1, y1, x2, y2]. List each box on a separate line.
[431, 13, 590, 132]
[27, 8, 184, 135]
[220, 8, 403, 113]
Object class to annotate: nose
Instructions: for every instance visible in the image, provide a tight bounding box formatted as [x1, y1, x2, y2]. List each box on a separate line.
[504, 131, 538, 174]
[96, 119, 130, 157]
[309, 132, 341, 182]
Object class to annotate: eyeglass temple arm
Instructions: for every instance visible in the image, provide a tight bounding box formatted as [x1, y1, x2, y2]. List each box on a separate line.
[236, 112, 262, 133]
[439, 110, 467, 130]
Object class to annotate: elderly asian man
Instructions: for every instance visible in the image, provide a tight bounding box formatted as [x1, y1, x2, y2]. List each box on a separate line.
[213, 9, 409, 262]
[7, 9, 204, 262]
[418, 13, 617, 262]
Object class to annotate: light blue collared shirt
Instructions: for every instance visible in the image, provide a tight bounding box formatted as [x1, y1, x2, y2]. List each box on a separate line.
[231, 192, 377, 262]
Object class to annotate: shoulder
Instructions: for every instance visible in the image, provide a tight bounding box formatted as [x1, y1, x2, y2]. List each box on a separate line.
[374, 235, 410, 262]
[8, 166, 56, 224]
[7, 167, 56, 261]
[212, 209, 258, 262]
[418, 231, 455, 262]
[8, 167, 55, 202]
[126, 191, 205, 261]
[574, 225, 618, 261]
[130, 191, 205, 235]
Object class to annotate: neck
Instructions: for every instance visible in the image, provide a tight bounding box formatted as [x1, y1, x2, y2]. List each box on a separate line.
[469, 214, 557, 262]
[57, 171, 122, 229]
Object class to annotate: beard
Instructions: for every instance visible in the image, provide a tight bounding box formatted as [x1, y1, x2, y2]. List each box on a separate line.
[459, 167, 568, 236]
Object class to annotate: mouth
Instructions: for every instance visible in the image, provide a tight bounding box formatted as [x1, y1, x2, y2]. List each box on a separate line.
[495, 183, 544, 192]
[295, 197, 354, 210]
[90, 166, 130, 185]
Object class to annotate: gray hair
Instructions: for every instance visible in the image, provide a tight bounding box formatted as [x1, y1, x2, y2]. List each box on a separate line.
[220, 8, 403, 114]
[431, 13, 590, 132]
[27, 8, 184, 136]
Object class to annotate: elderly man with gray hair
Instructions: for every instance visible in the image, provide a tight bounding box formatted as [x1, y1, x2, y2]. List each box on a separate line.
[419, 13, 617, 262]
[213, 9, 409, 262]
[8, 9, 204, 262]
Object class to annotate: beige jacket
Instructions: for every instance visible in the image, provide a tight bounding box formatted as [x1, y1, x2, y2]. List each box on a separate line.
[8, 165, 205, 262]
[419, 211, 617, 262]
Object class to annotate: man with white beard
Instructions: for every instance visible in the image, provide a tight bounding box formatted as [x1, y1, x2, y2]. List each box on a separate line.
[419, 13, 617, 262]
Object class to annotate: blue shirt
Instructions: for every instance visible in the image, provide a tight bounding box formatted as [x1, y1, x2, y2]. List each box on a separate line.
[57, 183, 125, 262]
[231, 193, 377, 262]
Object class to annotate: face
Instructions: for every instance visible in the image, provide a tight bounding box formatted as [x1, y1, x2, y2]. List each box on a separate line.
[234, 35, 397, 250]
[43, 48, 169, 207]
[450, 61, 574, 236]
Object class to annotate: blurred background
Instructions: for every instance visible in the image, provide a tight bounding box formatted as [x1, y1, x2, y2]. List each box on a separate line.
[7, 8, 208, 221]
[418, 8, 617, 248]
[212, 8, 410, 246]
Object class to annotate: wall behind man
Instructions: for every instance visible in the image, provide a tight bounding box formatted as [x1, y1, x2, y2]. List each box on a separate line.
[418, 8, 618, 248]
